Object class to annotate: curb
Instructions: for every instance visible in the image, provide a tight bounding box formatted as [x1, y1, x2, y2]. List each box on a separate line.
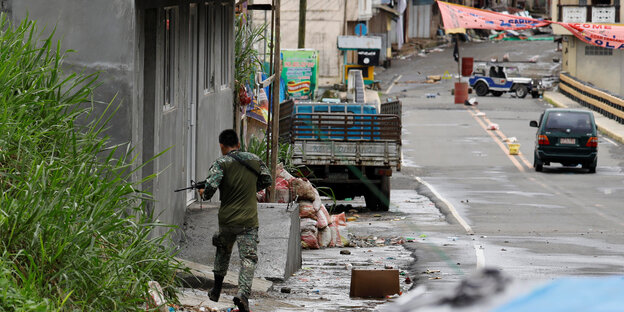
[543, 93, 624, 145]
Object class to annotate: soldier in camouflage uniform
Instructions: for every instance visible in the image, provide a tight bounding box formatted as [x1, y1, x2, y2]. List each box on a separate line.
[199, 129, 272, 312]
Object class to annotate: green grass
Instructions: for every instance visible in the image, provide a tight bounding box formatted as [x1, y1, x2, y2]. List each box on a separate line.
[0, 14, 182, 311]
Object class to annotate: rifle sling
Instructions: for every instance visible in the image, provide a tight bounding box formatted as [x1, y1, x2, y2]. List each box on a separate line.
[228, 152, 261, 177]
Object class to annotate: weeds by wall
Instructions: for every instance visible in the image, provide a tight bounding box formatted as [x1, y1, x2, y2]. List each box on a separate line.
[0, 14, 181, 311]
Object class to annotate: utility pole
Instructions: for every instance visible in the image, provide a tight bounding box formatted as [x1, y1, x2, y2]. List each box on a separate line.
[298, 0, 306, 48]
[269, 0, 281, 202]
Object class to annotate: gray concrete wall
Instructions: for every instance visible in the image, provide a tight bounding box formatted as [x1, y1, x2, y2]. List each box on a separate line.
[178, 202, 302, 281]
[10, 0, 236, 240]
[574, 38, 623, 95]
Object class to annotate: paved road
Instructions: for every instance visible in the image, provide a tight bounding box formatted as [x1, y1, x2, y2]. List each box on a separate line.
[377, 39, 624, 297]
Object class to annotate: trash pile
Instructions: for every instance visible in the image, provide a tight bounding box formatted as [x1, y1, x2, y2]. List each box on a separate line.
[348, 235, 407, 248]
[259, 164, 350, 249]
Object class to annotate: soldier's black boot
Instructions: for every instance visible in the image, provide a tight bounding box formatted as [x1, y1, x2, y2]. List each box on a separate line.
[209, 274, 225, 302]
[233, 294, 250, 312]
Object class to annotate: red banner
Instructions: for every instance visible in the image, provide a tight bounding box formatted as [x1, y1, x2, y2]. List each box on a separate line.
[437, 1, 624, 49]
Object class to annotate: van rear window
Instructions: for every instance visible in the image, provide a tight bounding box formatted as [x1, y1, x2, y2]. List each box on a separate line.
[545, 112, 593, 133]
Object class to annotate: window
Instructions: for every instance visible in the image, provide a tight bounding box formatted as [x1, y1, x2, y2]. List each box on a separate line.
[204, 3, 215, 92]
[164, 7, 177, 107]
[220, 3, 233, 88]
[585, 45, 613, 56]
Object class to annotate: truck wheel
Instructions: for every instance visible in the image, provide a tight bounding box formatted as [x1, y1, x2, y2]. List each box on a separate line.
[379, 176, 391, 211]
[474, 81, 489, 96]
[515, 85, 528, 98]
[492, 91, 503, 97]
[364, 177, 391, 211]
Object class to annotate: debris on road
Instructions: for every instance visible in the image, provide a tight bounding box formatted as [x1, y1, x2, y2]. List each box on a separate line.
[487, 123, 500, 130]
[350, 269, 400, 298]
[464, 98, 478, 106]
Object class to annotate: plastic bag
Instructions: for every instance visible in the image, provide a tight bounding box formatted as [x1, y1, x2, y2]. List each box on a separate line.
[338, 225, 349, 246]
[331, 212, 347, 227]
[299, 201, 317, 220]
[318, 227, 332, 248]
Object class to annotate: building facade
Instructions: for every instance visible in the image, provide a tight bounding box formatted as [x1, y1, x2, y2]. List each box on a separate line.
[552, 0, 624, 95]
[7, 0, 236, 238]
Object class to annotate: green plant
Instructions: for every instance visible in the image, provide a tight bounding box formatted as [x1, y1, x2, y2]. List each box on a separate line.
[243, 133, 296, 173]
[0, 14, 182, 311]
[235, 14, 268, 93]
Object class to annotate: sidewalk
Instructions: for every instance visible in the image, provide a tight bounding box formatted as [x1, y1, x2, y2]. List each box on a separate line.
[543, 91, 624, 144]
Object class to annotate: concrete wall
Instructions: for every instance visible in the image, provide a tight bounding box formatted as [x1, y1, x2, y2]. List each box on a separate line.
[10, 0, 235, 240]
[573, 37, 623, 95]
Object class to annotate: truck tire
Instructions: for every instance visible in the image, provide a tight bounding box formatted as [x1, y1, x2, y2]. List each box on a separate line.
[379, 176, 391, 211]
[363, 177, 391, 211]
[475, 81, 489, 96]
[515, 85, 528, 98]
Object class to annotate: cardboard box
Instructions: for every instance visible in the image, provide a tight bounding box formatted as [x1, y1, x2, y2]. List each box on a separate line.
[349, 269, 400, 298]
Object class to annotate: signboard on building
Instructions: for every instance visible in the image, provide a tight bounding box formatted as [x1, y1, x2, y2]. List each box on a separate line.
[281, 49, 318, 100]
[357, 49, 380, 66]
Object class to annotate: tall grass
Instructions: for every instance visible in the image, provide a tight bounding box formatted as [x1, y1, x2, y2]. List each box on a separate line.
[0, 14, 181, 311]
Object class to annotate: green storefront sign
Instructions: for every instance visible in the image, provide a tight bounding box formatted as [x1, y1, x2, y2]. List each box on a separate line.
[281, 49, 318, 100]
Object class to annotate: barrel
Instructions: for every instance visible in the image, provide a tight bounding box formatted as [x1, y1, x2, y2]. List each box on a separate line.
[454, 82, 468, 104]
[461, 57, 474, 76]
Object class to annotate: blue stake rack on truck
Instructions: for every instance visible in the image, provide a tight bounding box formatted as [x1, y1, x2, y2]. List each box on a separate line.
[279, 100, 402, 211]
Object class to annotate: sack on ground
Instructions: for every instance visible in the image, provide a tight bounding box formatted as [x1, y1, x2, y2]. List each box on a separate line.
[316, 208, 328, 229]
[277, 163, 295, 181]
[291, 178, 317, 202]
[299, 201, 317, 220]
[320, 205, 331, 226]
[318, 227, 332, 248]
[300, 217, 317, 232]
[329, 223, 342, 247]
[301, 226, 319, 249]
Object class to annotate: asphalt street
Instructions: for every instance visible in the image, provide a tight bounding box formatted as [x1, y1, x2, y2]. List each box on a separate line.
[376, 39, 624, 299]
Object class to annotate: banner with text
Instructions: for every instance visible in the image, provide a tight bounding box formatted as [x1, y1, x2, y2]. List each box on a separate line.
[437, 1, 624, 49]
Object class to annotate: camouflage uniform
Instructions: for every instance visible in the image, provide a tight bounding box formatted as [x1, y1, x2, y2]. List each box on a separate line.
[202, 150, 272, 298]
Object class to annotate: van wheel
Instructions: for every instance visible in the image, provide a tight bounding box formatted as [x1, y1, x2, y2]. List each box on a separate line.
[534, 152, 543, 172]
[475, 81, 489, 96]
[584, 158, 597, 173]
[515, 85, 528, 98]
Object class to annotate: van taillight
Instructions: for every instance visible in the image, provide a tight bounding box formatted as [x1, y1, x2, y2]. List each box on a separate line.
[586, 137, 598, 147]
[538, 135, 550, 145]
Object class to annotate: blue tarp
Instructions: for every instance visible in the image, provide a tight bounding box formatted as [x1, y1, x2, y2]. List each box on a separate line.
[495, 276, 624, 312]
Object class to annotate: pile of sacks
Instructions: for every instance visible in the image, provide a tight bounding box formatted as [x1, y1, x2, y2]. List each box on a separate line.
[258, 164, 349, 249]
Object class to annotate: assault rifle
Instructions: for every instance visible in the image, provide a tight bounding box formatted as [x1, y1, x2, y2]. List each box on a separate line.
[174, 179, 207, 192]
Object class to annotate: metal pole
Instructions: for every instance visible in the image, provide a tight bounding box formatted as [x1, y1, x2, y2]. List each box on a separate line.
[456, 34, 461, 83]
[269, 0, 281, 202]
[266, 0, 275, 166]
[298, 0, 307, 48]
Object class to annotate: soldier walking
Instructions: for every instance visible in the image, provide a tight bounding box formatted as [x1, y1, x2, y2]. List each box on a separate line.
[199, 129, 272, 312]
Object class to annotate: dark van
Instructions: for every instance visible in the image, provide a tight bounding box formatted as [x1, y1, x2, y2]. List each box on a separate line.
[530, 108, 598, 173]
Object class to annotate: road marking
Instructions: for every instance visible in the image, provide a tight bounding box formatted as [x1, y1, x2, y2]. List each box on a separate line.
[467, 107, 527, 172]
[603, 136, 618, 146]
[416, 177, 474, 235]
[474, 245, 485, 269]
[385, 74, 402, 94]
[473, 109, 535, 169]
